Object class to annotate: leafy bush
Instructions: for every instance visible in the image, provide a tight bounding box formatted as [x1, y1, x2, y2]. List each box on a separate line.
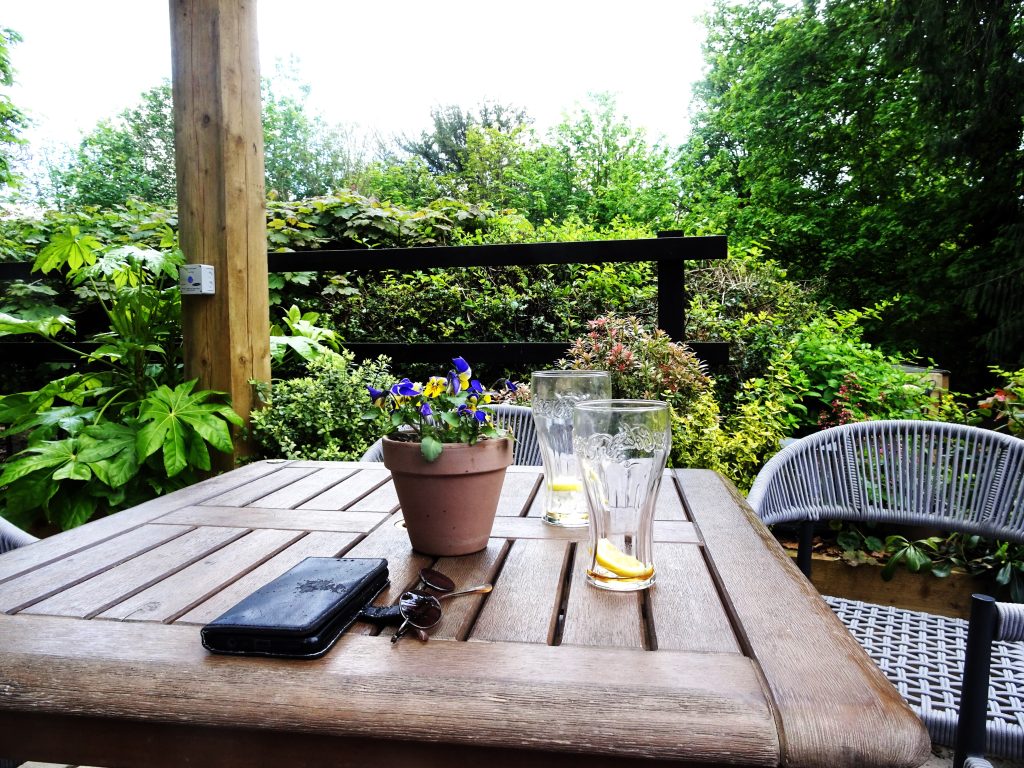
[781, 302, 945, 432]
[972, 366, 1024, 436]
[0, 195, 668, 376]
[323, 214, 662, 355]
[716, 347, 807, 492]
[0, 191, 996, 510]
[685, 244, 821, 409]
[250, 350, 392, 461]
[560, 314, 722, 468]
[824, 522, 1024, 602]
[0, 229, 241, 531]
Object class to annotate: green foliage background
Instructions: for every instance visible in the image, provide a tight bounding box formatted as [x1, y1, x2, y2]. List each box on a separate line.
[676, 0, 1024, 384]
[1, 2, 1021, 564]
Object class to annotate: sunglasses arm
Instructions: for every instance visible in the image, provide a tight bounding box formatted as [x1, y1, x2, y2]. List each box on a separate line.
[358, 604, 405, 627]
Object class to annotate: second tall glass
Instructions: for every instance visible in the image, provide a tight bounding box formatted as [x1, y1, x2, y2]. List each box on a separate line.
[531, 370, 613, 527]
[573, 399, 672, 591]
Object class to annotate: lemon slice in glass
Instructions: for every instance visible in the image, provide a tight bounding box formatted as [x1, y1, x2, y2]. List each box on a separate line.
[549, 476, 582, 492]
[595, 538, 654, 579]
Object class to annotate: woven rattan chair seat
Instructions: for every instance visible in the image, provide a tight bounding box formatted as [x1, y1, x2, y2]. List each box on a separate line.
[826, 595, 1024, 759]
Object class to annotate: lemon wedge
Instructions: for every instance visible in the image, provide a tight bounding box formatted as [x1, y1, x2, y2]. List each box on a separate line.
[549, 476, 582, 492]
[595, 538, 654, 579]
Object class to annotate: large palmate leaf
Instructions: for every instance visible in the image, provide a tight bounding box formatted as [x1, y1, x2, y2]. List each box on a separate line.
[1, 471, 59, 529]
[48, 493, 99, 531]
[0, 311, 74, 338]
[14, 405, 98, 441]
[269, 334, 330, 363]
[77, 422, 140, 489]
[0, 374, 107, 439]
[33, 226, 102, 274]
[135, 380, 243, 477]
[0, 439, 92, 486]
[77, 245, 181, 289]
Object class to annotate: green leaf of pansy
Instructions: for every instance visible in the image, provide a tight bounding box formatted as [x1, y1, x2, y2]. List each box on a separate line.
[420, 435, 443, 462]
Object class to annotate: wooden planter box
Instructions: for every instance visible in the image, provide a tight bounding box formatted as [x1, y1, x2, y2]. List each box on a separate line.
[800, 553, 1003, 619]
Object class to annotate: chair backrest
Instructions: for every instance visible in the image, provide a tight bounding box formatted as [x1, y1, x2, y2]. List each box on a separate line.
[747, 420, 1024, 543]
[494, 404, 541, 466]
[359, 404, 542, 466]
[0, 514, 38, 555]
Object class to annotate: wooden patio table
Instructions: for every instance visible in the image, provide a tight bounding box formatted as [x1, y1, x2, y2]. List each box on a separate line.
[0, 461, 931, 768]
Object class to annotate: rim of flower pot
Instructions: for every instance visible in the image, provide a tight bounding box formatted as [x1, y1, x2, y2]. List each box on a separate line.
[382, 435, 513, 475]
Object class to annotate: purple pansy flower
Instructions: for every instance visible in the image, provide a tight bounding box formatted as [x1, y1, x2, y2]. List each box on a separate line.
[390, 378, 420, 397]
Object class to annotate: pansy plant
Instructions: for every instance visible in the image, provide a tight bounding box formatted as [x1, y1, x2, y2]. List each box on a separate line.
[366, 357, 516, 461]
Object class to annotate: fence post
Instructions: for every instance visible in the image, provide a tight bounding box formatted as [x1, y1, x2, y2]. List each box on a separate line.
[656, 230, 685, 341]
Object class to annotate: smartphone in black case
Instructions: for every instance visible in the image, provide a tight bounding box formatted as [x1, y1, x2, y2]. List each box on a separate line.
[200, 557, 389, 659]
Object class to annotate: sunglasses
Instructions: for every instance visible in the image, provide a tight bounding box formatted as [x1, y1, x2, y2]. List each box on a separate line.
[360, 568, 493, 644]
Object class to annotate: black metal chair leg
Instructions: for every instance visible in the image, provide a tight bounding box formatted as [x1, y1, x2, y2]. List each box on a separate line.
[954, 594, 998, 768]
[796, 519, 814, 578]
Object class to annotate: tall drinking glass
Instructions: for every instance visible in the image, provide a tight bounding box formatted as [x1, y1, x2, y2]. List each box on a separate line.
[573, 400, 671, 591]
[531, 370, 613, 527]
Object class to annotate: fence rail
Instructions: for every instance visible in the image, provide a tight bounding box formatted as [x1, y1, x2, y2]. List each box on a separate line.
[267, 232, 728, 365]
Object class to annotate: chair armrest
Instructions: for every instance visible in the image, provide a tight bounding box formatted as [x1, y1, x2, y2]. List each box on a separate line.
[996, 602, 1024, 642]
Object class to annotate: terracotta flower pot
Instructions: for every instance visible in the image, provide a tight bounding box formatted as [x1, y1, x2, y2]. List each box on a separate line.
[382, 436, 513, 556]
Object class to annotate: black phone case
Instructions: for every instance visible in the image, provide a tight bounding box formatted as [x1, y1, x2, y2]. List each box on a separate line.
[200, 557, 389, 659]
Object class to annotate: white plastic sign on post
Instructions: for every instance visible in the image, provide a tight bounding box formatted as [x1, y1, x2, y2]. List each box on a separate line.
[179, 264, 215, 295]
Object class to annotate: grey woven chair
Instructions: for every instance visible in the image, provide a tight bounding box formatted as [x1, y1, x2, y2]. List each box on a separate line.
[0, 513, 37, 556]
[360, 404, 542, 466]
[747, 420, 1024, 766]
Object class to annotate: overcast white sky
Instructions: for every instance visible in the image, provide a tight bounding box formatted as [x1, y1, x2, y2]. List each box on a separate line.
[4, 1, 715, 152]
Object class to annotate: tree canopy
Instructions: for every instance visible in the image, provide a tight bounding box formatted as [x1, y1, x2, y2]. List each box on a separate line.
[676, 0, 1024, 372]
[0, 27, 28, 191]
[48, 78, 368, 209]
[13, 2, 1022, 380]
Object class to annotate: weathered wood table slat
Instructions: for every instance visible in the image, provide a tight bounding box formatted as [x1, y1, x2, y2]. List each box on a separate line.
[0, 461, 931, 768]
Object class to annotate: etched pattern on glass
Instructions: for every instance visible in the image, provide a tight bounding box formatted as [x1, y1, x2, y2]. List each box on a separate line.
[573, 424, 670, 462]
[533, 392, 597, 421]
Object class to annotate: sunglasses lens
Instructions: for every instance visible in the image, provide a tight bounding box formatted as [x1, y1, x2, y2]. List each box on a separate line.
[400, 592, 442, 628]
[419, 568, 456, 593]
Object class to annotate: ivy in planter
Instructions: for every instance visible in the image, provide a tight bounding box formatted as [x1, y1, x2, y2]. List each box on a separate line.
[830, 521, 1024, 602]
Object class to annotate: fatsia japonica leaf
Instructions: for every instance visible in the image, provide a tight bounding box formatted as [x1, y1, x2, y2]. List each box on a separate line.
[50, 493, 98, 531]
[1, 471, 59, 527]
[14, 404, 98, 441]
[0, 392, 44, 427]
[0, 311, 74, 338]
[0, 438, 92, 486]
[33, 226, 103, 274]
[77, 423, 140, 488]
[269, 334, 321, 363]
[135, 380, 242, 477]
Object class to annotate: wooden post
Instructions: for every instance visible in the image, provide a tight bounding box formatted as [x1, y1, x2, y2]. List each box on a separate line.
[169, 0, 269, 463]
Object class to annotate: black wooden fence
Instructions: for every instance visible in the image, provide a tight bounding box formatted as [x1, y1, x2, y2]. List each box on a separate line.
[0, 232, 728, 367]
